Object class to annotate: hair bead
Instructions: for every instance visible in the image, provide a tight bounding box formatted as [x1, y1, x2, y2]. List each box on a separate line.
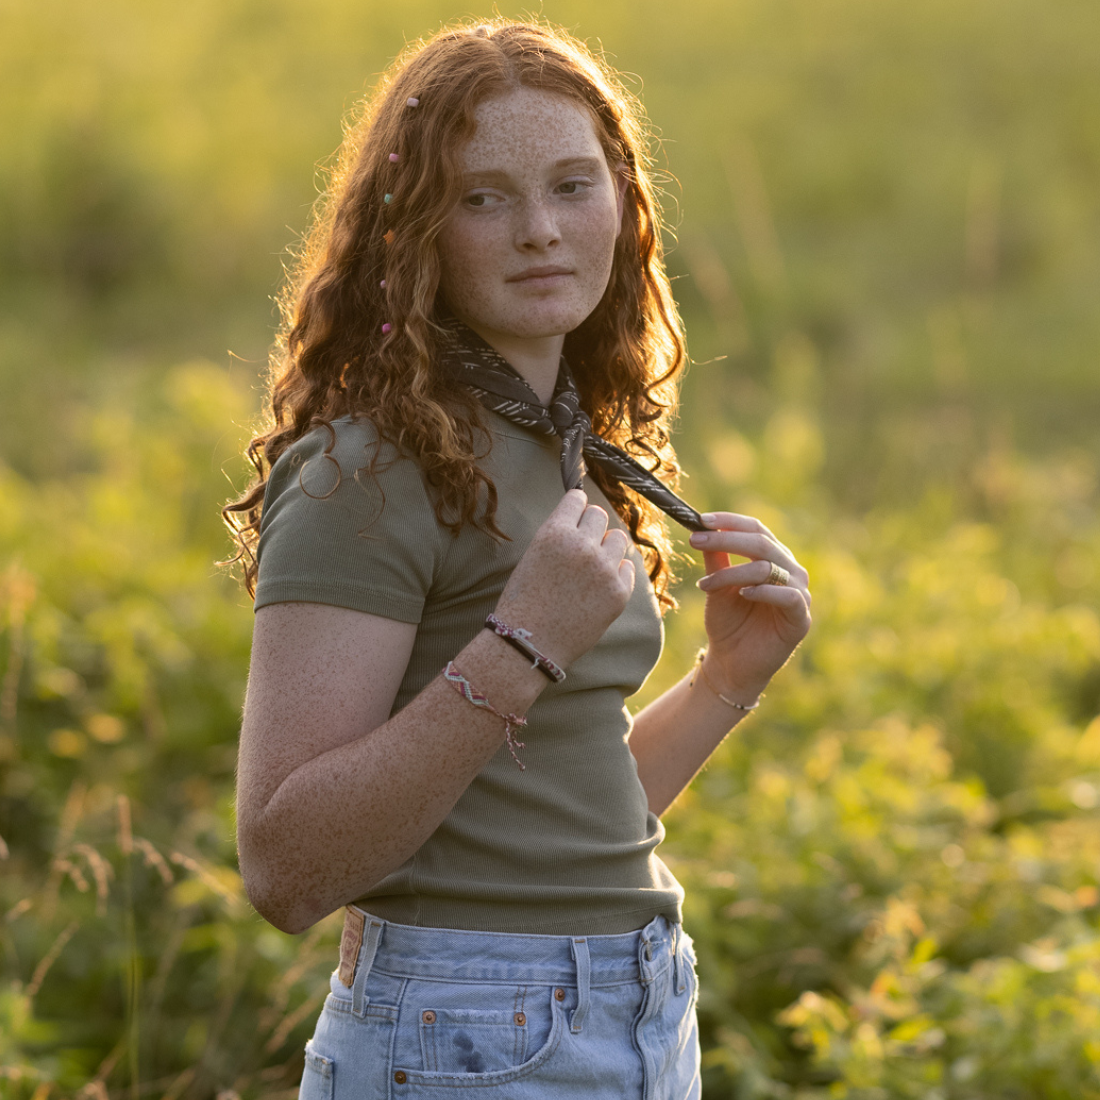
[380, 279, 387, 288]
[384, 193, 393, 204]
[389, 152, 400, 163]
[384, 230, 396, 245]
[406, 97, 420, 108]
[381, 323, 393, 334]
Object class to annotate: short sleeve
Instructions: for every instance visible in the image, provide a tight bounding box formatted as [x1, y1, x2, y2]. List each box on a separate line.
[253, 418, 443, 623]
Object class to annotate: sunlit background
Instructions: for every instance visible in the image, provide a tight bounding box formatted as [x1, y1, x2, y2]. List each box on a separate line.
[2, 0, 1099, 1096]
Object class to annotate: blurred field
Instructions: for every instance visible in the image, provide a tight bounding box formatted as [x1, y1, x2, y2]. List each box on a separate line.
[1, 0, 1098, 1097]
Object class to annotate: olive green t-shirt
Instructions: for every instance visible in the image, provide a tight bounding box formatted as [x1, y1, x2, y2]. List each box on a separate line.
[254, 412, 683, 934]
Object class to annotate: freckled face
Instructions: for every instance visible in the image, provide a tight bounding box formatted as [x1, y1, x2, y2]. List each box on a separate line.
[436, 88, 624, 359]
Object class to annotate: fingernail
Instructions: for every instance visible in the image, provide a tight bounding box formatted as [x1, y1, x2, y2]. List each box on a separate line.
[697, 577, 713, 591]
[701, 513, 717, 526]
[740, 585, 757, 596]
[689, 532, 709, 546]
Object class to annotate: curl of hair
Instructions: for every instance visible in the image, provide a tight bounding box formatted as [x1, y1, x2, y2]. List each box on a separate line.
[223, 17, 689, 609]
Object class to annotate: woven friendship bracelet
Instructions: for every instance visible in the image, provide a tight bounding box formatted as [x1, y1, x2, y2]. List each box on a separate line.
[484, 614, 566, 684]
[443, 661, 528, 770]
[690, 649, 761, 713]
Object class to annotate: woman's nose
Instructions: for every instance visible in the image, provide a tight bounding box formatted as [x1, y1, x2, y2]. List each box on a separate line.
[515, 197, 560, 249]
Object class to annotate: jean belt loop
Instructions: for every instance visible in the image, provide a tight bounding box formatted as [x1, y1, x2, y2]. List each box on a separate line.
[672, 924, 686, 995]
[352, 918, 385, 1018]
[569, 937, 591, 1034]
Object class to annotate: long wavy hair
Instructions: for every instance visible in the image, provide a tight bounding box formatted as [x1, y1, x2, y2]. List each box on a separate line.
[223, 18, 689, 607]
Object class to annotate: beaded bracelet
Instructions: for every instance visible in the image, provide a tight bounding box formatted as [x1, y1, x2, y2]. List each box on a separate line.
[690, 649, 761, 712]
[483, 614, 566, 684]
[443, 661, 527, 770]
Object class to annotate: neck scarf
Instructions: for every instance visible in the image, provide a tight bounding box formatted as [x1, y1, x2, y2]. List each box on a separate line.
[441, 321, 705, 533]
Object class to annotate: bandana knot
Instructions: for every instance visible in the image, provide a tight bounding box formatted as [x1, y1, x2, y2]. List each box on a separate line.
[440, 320, 705, 532]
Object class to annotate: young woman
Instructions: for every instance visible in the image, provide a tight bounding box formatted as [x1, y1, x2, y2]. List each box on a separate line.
[225, 19, 810, 1099]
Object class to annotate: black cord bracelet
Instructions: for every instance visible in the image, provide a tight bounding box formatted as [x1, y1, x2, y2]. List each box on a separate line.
[483, 614, 566, 683]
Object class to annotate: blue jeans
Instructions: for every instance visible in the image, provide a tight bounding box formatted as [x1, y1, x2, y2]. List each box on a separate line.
[299, 908, 701, 1099]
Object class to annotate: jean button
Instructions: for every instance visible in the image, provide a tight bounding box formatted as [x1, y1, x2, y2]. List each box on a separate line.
[394, 1071, 407, 1084]
[554, 987, 566, 1001]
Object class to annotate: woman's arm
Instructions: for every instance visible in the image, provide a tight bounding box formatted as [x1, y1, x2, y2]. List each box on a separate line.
[236, 490, 634, 934]
[629, 512, 812, 816]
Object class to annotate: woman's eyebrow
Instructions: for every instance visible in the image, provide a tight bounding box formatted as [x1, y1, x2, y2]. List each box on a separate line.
[460, 157, 605, 183]
[553, 156, 603, 171]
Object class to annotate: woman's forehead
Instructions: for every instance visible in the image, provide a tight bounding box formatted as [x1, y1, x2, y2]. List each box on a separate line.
[458, 88, 605, 172]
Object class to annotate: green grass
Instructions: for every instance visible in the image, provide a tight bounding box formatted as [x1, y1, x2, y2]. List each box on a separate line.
[1, 0, 1099, 1096]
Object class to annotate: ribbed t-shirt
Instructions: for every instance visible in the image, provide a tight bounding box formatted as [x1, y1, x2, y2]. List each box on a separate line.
[254, 412, 683, 934]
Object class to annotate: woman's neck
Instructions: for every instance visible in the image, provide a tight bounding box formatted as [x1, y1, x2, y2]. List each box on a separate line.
[465, 327, 565, 405]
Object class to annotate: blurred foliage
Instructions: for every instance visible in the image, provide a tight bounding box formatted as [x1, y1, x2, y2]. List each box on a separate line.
[1, 0, 1098, 1097]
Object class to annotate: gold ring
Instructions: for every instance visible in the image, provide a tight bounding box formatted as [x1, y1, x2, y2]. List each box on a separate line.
[765, 562, 790, 587]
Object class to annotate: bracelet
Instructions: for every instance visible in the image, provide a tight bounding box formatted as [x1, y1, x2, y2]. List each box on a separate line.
[483, 614, 566, 684]
[443, 661, 528, 770]
[690, 649, 761, 712]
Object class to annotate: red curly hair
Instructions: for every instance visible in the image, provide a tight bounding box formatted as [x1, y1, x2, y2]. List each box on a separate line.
[223, 18, 689, 607]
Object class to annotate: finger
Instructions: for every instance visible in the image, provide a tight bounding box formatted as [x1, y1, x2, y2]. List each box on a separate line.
[552, 488, 589, 525]
[738, 583, 812, 628]
[577, 504, 610, 540]
[694, 515, 800, 562]
[618, 557, 637, 596]
[700, 512, 778, 540]
[601, 527, 631, 560]
[699, 559, 789, 590]
[692, 531, 803, 579]
[691, 529, 781, 559]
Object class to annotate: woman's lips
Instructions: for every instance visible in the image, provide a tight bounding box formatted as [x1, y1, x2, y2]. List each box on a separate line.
[507, 266, 573, 284]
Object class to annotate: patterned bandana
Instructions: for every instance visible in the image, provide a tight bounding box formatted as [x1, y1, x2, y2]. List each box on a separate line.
[440, 320, 706, 532]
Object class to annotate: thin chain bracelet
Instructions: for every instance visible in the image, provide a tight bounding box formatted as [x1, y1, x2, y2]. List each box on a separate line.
[690, 649, 761, 712]
[443, 661, 528, 770]
[483, 614, 566, 683]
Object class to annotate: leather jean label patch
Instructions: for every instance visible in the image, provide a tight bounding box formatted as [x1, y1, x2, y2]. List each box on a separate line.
[338, 906, 366, 988]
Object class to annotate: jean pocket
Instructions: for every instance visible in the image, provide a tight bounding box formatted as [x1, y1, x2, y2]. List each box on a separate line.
[299, 1041, 334, 1100]
[420, 1006, 528, 1072]
[396, 982, 566, 1088]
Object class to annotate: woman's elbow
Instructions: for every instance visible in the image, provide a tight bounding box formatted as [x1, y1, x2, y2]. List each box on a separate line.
[239, 861, 324, 935]
[237, 827, 323, 935]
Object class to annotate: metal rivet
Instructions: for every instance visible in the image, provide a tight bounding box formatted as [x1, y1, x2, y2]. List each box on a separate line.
[394, 1071, 407, 1084]
[514, 1012, 526, 1026]
[554, 987, 565, 1001]
[422, 1009, 436, 1024]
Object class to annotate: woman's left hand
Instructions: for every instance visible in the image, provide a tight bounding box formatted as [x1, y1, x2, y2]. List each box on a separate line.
[688, 512, 812, 705]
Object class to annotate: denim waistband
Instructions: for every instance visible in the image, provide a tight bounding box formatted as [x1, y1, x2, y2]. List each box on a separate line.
[339, 905, 684, 1011]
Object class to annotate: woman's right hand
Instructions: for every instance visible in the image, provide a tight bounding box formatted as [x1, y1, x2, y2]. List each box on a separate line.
[492, 489, 637, 669]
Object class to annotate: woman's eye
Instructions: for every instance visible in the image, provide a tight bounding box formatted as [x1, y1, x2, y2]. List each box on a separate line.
[463, 192, 502, 209]
[557, 180, 588, 196]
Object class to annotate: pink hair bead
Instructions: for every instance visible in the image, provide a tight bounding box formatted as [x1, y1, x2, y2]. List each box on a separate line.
[381, 323, 392, 335]
[389, 153, 400, 163]
[380, 279, 386, 288]
[407, 97, 420, 107]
